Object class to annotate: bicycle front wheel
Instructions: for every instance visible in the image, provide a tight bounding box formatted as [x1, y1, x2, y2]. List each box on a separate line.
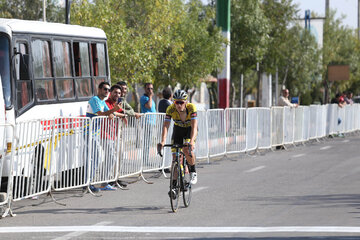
[182, 159, 192, 207]
[170, 161, 180, 212]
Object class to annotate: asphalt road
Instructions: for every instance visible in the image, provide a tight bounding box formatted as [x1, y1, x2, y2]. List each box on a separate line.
[1, 134, 360, 239]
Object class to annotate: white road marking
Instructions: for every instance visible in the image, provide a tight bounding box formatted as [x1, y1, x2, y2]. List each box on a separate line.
[292, 154, 305, 158]
[192, 186, 208, 193]
[244, 166, 265, 173]
[1, 226, 360, 233]
[52, 221, 112, 240]
[320, 146, 332, 150]
[342, 139, 350, 143]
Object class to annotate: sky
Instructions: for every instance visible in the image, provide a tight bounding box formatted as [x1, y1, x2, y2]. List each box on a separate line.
[294, 0, 357, 29]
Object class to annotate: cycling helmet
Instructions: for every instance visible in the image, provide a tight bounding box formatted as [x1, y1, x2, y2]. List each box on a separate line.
[173, 89, 188, 100]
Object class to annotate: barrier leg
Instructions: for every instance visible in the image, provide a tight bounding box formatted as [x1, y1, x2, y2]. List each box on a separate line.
[1, 201, 16, 218]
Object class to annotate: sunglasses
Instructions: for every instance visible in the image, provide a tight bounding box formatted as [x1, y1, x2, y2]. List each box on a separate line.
[147, 88, 153, 90]
[103, 88, 110, 92]
[175, 101, 185, 105]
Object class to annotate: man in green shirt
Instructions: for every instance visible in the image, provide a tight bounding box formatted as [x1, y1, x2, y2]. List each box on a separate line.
[116, 81, 141, 119]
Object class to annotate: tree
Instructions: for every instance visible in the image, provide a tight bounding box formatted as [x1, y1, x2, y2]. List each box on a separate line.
[322, 9, 360, 100]
[230, 0, 270, 106]
[0, 0, 64, 23]
[71, 0, 225, 109]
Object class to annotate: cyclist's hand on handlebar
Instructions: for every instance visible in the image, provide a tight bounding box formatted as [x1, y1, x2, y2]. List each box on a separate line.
[157, 143, 164, 157]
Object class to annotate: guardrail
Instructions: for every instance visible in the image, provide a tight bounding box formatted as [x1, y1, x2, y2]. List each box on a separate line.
[1, 103, 359, 218]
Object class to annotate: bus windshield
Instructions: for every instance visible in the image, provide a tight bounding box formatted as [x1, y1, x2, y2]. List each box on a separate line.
[0, 35, 11, 108]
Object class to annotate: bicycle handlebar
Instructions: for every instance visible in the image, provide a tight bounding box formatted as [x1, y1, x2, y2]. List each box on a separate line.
[157, 143, 193, 158]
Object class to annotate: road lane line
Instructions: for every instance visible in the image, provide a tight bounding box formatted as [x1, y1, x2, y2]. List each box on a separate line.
[320, 146, 332, 150]
[244, 166, 265, 173]
[192, 187, 208, 193]
[52, 221, 112, 240]
[292, 154, 305, 158]
[2, 226, 360, 233]
[342, 139, 349, 143]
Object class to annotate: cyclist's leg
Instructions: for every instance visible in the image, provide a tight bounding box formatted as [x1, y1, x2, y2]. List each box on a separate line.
[182, 126, 195, 165]
[170, 126, 184, 183]
[182, 127, 197, 184]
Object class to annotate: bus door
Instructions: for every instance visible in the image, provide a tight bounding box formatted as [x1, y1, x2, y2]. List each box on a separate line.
[0, 34, 12, 156]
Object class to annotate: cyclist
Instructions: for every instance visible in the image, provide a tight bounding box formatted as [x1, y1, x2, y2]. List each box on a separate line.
[158, 89, 198, 190]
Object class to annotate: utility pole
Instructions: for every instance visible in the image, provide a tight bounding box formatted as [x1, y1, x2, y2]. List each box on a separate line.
[325, 0, 329, 16]
[324, 0, 330, 103]
[65, 0, 71, 24]
[43, 0, 46, 22]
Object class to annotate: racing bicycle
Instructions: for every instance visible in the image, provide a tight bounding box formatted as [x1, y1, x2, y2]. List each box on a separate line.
[158, 144, 192, 212]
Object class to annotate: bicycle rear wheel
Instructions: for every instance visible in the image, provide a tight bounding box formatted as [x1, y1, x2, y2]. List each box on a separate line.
[182, 156, 192, 207]
[170, 161, 180, 212]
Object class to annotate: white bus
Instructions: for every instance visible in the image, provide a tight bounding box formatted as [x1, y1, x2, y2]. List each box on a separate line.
[0, 18, 110, 194]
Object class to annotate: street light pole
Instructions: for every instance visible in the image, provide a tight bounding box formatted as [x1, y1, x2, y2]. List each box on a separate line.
[43, 0, 46, 22]
[324, 0, 330, 103]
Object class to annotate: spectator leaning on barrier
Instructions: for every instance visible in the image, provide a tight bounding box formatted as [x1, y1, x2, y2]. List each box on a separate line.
[105, 84, 127, 121]
[158, 87, 172, 113]
[86, 82, 121, 118]
[116, 81, 141, 119]
[331, 93, 346, 108]
[105, 84, 128, 188]
[278, 89, 298, 108]
[140, 83, 156, 114]
[86, 82, 122, 192]
[344, 92, 353, 105]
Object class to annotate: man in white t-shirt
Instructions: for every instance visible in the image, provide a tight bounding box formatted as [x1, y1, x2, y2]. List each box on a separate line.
[278, 89, 298, 108]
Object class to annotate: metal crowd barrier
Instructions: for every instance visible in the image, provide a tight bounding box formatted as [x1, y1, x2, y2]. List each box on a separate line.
[283, 107, 295, 145]
[118, 116, 144, 179]
[207, 109, 226, 158]
[89, 116, 121, 186]
[52, 117, 91, 191]
[271, 107, 284, 147]
[246, 108, 258, 151]
[294, 106, 304, 143]
[12, 119, 53, 201]
[224, 108, 246, 154]
[257, 108, 271, 150]
[142, 113, 165, 173]
[302, 106, 310, 141]
[196, 110, 209, 162]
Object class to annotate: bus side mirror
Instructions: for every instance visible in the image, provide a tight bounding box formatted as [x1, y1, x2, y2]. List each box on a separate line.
[20, 54, 30, 80]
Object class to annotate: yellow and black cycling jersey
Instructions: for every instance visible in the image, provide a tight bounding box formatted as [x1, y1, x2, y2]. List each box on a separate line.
[165, 103, 197, 128]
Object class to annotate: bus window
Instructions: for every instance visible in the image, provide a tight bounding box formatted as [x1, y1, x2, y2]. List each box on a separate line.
[74, 42, 90, 77]
[56, 79, 74, 99]
[35, 80, 55, 101]
[0, 35, 11, 109]
[91, 43, 107, 77]
[32, 40, 52, 78]
[53, 41, 72, 77]
[74, 42, 91, 97]
[53, 41, 74, 99]
[15, 42, 32, 110]
[32, 39, 55, 102]
[96, 43, 106, 76]
[76, 78, 91, 97]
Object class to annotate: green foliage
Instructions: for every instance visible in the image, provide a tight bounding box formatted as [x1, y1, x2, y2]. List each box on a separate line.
[322, 10, 360, 99]
[0, 0, 64, 22]
[230, 0, 322, 105]
[230, 0, 270, 103]
[71, 0, 225, 94]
